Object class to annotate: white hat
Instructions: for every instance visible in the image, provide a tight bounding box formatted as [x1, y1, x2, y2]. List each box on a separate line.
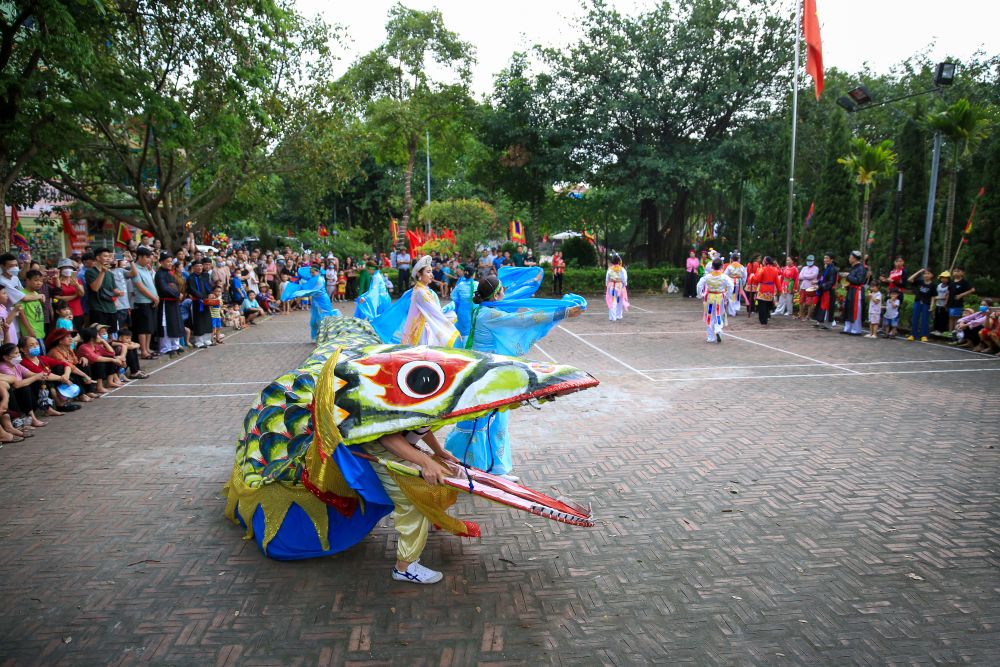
[412, 255, 433, 280]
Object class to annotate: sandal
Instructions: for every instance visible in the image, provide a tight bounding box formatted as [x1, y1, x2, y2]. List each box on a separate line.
[128, 372, 150, 380]
[0, 435, 24, 443]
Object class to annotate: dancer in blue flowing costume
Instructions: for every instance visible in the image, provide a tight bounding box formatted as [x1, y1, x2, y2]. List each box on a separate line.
[354, 271, 391, 322]
[450, 264, 475, 342]
[444, 276, 584, 480]
[283, 264, 339, 341]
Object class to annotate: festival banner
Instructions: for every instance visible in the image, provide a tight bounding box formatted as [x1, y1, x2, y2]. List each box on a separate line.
[114, 221, 132, 249]
[9, 205, 29, 251]
[318, 225, 330, 238]
[390, 218, 399, 243]
[510, 220, 526, 243]
[804, 201, 815, 228]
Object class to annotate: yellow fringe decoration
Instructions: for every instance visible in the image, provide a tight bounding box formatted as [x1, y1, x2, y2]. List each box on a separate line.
[223, 463, 333, 554]
[391, 469, 468, 536]
[306, 347, 362, 505]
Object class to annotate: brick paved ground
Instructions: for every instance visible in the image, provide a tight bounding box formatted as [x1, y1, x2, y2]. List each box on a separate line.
[1, 296, 998, 666]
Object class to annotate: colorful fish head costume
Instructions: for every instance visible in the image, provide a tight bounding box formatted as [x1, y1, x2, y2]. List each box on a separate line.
[224, 316, 598, 560]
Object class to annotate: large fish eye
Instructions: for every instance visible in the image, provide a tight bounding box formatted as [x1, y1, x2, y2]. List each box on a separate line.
[397, 360, 445, 399]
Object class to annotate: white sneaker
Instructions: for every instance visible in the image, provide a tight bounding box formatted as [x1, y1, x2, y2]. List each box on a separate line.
[391, 561, 443, 584]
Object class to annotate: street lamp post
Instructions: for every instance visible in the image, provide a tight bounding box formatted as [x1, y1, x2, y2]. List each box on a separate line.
[836, 62, 954, 271]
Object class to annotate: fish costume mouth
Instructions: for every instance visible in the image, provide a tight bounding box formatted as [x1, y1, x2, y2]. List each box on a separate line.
[225, 317, 599, 560]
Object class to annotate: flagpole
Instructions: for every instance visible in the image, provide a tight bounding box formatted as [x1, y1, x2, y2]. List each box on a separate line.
[784, 0, 802, 259]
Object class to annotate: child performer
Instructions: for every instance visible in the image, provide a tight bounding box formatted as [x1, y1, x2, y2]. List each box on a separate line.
[697, 257, 734, 343]
[605, 253, 629, 322]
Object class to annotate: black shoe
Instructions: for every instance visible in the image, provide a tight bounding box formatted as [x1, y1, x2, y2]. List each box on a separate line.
[61, 404, 82, 412]
[716, 334, 722, 343]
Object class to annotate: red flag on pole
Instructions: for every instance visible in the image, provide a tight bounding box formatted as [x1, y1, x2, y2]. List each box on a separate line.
[962, 186, 985, 235]
[60, 210, 78, 247]
[803, 0, 824, 99]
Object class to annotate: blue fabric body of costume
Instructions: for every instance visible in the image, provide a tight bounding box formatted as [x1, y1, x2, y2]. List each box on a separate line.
[451, 276, 475, 341]
[283, 272, 338, 340]
[443, 293, 587, 473]
[498, 266, 543, 299]
[354, 272, 391, 322]
[235, 445, 394, 560]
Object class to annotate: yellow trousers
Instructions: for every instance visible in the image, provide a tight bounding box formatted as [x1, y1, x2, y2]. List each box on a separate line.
[363, 441, 429, 563]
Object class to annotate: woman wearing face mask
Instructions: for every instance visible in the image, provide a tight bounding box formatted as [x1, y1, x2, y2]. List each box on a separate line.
[75, 328, 125, 393]
[16, 336, 80, 412]
[0, 342, 54, 428]
[45, 328, 97, 400]
[52, 258, 86, 330]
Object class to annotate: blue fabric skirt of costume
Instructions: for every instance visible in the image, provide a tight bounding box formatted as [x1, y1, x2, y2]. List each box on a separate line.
[444, 410, 512, 475]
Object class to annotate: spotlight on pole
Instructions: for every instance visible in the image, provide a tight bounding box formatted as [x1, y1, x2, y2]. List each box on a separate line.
[934, 61, 956, 87]
[847, 85, 873, 107]
[836, 96, 858, 113]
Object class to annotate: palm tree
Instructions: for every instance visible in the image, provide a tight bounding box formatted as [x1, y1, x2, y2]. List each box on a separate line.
[926, 98, 992, 267]
[837, 138, 897, 262]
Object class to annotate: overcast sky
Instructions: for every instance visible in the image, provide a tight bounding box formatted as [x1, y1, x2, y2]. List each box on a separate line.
[297, 0, 997, 96]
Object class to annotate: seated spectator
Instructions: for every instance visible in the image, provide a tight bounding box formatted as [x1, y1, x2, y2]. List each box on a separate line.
[113, 329, 148, 379]
[258, 285, 278, 314]
[223, 303, 245, 330]
[17, 336, 81, 412]
[241, 290, 264, 325]
[76, 327, 125, 393]
[954, 299, 993, 350]
[975, 310, 1000, 355]
[0, 341, 54, 428]
[45, 328, 98, 401]
[0, 380, 28, 442]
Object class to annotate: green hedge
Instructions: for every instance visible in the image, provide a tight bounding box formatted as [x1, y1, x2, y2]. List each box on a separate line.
[543, 266, 686, 293]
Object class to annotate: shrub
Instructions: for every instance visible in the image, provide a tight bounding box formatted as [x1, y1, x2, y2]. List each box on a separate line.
[561, 237, 598, 267]
[542, 266, 685, 293]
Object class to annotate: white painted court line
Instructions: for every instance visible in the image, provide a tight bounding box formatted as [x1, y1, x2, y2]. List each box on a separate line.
[556, 325, 654, 381]
[639, 357, 1000, 373]
[652, 367, 1000, 382]
[106, 393, 259, 399]
[724, 333, 862, 374]
[575, 329, 811, 336]
[533, 343, 557, 363]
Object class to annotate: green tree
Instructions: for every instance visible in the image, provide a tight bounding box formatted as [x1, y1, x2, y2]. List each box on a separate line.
[541, 0, 791, 266]
[926, 98, 992, 267]
[0, 0, 106, 250]
[340, 3, 475, 248]
[811, 111, 858, 260]
[416, 198, 498, 256]
[838, 137, 897, 262]
[39, 0, 333, 247]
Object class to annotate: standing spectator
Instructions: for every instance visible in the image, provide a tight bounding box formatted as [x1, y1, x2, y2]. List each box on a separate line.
[931, 270, 951, 334]
[0, 252, 42, 342]
[797, 254, 819, 320]
[110, 253, 136, 334]
[813, 253, 838, 329]
[396, 249, 411, 294]
[840, 251, 866, 336]
[51, 258, 85, 330]
[866, 285, 883, 338]
[906, 268, 935, 342]
[0, 286, 23, 345]
[206, 285, 225, 344]
[131, 247, 159, 359]
[551, 251, 566, 295]
[325, 259, 338, 301]
[84, 247, 120, 333]
[879, 256, 908, 293]
[20, 270, 47, 347]
[946, 266, 975, 332]
[186, 259, 214, 348]
[683, 250, 699, 298]
[154, 252, 184, 356]
[883, 288, 901, 338]
[511, 245, 525, 267]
